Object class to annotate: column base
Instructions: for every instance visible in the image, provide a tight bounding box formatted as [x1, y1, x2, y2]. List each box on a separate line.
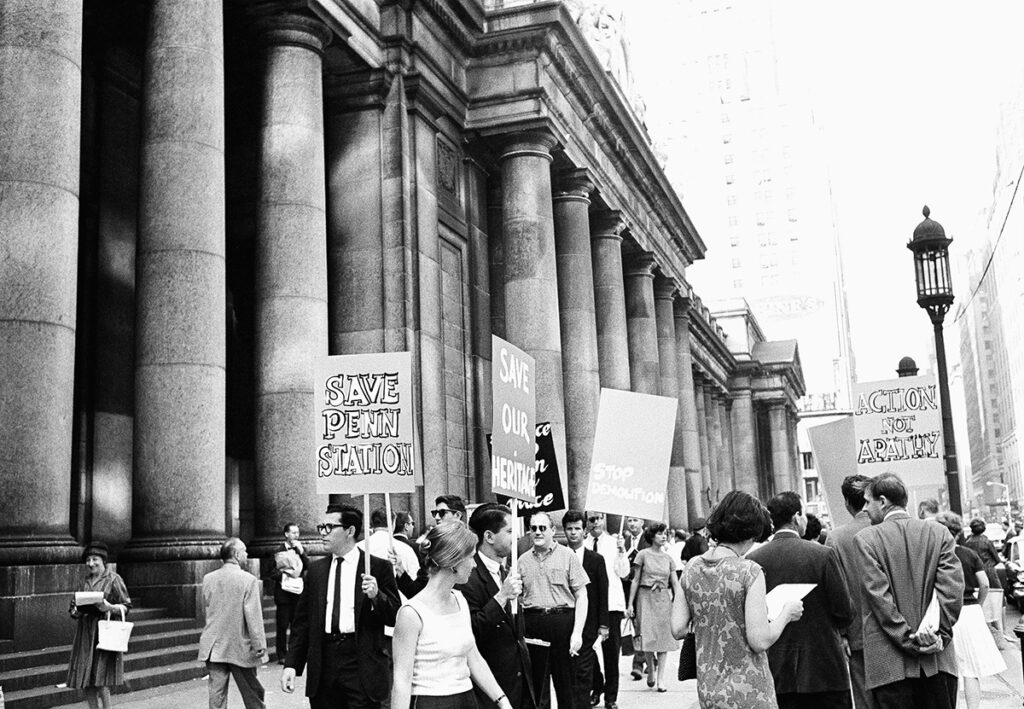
[117, 557, 228, 620]
[0, 562, 95, 650]
[0, 535, 83, 565]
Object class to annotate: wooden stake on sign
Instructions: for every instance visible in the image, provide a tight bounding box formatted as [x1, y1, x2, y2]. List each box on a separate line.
[385, 493, 395, 555]
[363, 495, 371, 577]
[510, 499, 518, 615]
[619, 516, 625, 536]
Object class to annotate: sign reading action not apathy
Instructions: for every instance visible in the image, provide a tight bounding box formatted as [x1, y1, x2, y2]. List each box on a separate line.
[491, 336, 537, 502]
[314, 352, 417, 495]
[494, 422, 566, 516]
[585, 388, 678, 520]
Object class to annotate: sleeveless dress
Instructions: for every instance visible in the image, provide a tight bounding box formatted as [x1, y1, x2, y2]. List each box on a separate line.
[403, 590, 477, 709]
[67, 568, 132, 688]
[681, 555, 777, 709]
[633, 548, 679, 652]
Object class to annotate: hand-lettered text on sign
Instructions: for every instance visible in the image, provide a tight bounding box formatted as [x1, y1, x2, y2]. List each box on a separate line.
[491, 336, 537, 502]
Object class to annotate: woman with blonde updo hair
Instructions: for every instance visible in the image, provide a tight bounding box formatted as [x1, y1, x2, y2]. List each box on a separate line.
[392, 522, 514, 709]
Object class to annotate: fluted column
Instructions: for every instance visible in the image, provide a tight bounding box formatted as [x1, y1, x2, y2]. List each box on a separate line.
[673, 298, 703, 520]
[591, 210, 630, 391]
[730, 390, 758, 495]
[251, 14, 331, 554]
[769, 403, 792, 495]
[553, 169, 599, 509]
[0, 0, 83, 563]
[499, 130, 568, 486]
[129, 0, 226, 560]
[624, 252, 660, 396]
[705, 388, 722, 503]
[655, 279, 687, 528]
[694, 377, 712, 510]
[717, 397, 734, 492]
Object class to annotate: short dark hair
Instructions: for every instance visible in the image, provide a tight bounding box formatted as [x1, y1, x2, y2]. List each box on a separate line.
[802, 513, 822, 542]
[370, 507, 389, 529]
[767, 491, 802, 531]
[643, 522, 667, 544]
[707, 490, 767, 544]
[841, 475, 871, 511]
[326, 503, 363, 537]
[283, 522, 298, 535]
[562, 509, 586, 528]
[969, 518, 986, 536]
[867, 473, 908, 508]
[468, 503, 511, 541]
[394, 511, 413, 534]
[435, 494, 466, 517]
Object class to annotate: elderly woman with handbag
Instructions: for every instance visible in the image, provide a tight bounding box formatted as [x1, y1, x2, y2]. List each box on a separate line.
[67, 541, 132, 709]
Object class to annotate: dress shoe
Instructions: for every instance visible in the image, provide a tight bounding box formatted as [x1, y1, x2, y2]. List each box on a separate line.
[630, 670, 642, 681]
[605, 703, 618, 709]
[590, 693, 600, 707]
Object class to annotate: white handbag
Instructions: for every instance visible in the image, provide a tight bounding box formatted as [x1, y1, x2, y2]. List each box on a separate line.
[97, 608, 133, 653]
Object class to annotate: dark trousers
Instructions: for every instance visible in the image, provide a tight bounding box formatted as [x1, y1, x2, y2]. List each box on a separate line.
[276, 600, 296, 657]
[205, 662, 265, 709]
[311, 637, 380, 709]
[570, 645, 596, 709]
[524, 612, 575, 709]
[591, 610, 621, 703]
[871, 671, 957, 709]
[777, 690, 852, 709]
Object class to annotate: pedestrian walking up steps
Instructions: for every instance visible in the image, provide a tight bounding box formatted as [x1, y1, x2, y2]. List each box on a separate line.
[0, 601, 278, 709]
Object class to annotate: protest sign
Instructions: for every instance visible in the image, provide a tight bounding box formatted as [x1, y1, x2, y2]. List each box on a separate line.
[585, 388, 677, 520]
[853, 375, 944, 504]
[314, 352, 417, 495]
[494, 422, 566, 516]
[491, 336, 537, 502]
[806, 416, 857, 526]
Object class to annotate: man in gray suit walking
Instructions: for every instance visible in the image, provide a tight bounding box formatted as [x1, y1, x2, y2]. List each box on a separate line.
[856, 473, 964, 709]
[199, 538, 268, 709]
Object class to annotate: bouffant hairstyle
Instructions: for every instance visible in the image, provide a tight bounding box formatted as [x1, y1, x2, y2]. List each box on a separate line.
[935, 511, 964, 542]
[969, 518, 986, 536]
[643, 522, 668, 544]
[707, 490, 767, 544]
[421, 521, 477, 571]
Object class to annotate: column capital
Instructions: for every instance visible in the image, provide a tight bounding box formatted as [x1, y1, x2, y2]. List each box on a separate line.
[253, 9, 332, 52]
[553, 168, 594, 203]
[497, 130, 558, 163]
[653, 275, 679, 301]
[624, 251, 657, 278]
[590, 209, 625, 240]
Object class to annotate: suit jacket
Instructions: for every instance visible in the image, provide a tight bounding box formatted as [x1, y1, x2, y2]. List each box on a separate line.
[825, 510, 873, 650]
[574, 546, 610, 647]
[457, 553, 535, 709]
[264, 541, 310, 605]
[622, 533, 650, 598]
[680, 534, 708, 562]
[747, 531, 853, 694]
[285, 551, 400, 700]
[198, 563, 267, 667]
[855, 510, 965, 690]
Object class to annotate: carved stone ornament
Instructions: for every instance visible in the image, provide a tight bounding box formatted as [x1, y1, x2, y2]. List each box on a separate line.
[436, 137, 459, 198]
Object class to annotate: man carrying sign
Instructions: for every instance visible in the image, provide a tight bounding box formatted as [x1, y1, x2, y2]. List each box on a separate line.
[585, 512, 629, 709]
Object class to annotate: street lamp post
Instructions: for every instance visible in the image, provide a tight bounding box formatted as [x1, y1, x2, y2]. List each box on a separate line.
[907, 206, 962, 515]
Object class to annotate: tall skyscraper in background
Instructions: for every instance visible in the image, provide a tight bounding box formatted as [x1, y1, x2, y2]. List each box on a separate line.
[636, 0, 856, 418]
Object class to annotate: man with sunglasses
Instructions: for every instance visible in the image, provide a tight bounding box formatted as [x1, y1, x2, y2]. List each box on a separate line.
[518, 512, 589, 709]
[584, 512, 630, 709]
[392, 495, 467, 598]
[281, 504, 400, 709]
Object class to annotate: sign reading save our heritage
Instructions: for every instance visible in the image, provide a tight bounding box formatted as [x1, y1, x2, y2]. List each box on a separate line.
[493, 422, 566, 515]
[490, 336, 537, 502]
[852, 375, 944, 496]
[585, 388, 677, 520]
[314, 352, 417, 495]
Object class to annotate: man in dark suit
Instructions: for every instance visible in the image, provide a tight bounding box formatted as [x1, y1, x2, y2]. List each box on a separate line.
[394, 494, 466, 598]
[392, 511, 419, 556]
[825, 474, 875, 709]
[281, 504, 400, 709]
[748, 491, 854, 708]
[458, 503, 535, 709]
[563, 510, 609, 709]
[680, 517, 708, 562]
[856, 473, 964, 709]
[621, 517, 648, 680]
[264, 522, 309, 662]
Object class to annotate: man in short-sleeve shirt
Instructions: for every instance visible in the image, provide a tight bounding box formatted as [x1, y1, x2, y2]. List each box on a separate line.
[518, 512, 589, 709]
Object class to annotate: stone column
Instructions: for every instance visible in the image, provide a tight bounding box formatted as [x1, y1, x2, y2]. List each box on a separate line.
[702, 387, 720, 504]
[590, 210, 630, 391]
[673, 299, 703, 521]
[655, 279, 687, 528]
[623, 252, 660, 396]
[789, 411, 803, 493]
[251, 14, 331, 554]
[769, 403, 791, 495]
[730, 390, 758, 495]
[717, 397, 735, 492]
[553, 169, 599, 509]
[499, 131, 568, 490]
[129, 0, 226, 563]
[694, 377, 712, 510]
[0, 0, 83, 566]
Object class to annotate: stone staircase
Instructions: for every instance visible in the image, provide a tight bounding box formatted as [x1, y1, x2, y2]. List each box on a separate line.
[1, 601, 278, 708]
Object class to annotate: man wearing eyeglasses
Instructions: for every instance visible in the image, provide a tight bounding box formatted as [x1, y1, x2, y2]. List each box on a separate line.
[392, 495, 467, 598]
[584, 512, 629, 709]
[518, 512, 589, 709]
[281, 504, 400, 709]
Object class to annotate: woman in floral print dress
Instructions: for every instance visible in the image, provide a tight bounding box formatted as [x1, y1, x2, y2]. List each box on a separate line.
[673, 491, 803, 708]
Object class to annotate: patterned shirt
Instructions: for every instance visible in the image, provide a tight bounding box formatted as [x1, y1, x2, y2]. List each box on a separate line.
[518, 543, 588, 609]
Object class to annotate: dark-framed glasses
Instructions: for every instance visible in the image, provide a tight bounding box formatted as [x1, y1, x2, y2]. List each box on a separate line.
[530, 525, 549, 532]
[431, 509, 452, 518]
[316, 523, 345, 536]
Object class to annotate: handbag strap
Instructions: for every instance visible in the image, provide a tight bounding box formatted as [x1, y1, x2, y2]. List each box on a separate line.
[104, 607, 126, 622]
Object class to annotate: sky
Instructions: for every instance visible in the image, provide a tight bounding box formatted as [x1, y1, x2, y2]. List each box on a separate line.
[626, 0, 1024, 382]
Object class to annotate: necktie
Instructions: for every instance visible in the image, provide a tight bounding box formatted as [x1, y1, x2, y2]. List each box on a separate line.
[591, 536, 598, 552]
[331, 557, 342, 634]
[499, 563, 508, 582]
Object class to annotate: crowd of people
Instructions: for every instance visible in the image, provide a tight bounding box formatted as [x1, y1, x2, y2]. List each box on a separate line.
[64, 471, 1016, 709]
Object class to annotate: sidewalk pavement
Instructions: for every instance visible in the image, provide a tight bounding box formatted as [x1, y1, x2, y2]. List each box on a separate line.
[56, 641, 1024, 709]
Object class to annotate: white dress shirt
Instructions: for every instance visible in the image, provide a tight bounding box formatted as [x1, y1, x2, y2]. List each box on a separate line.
[588, 532, 629, 612]
[324, 546, 359, 633]
[479, 552, 504, 592]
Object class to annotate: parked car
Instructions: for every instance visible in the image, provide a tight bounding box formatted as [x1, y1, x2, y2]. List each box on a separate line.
[1001, 535, 1024, 608]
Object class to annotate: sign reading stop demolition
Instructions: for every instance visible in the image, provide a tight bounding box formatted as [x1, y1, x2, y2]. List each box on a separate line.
[490, 336, 536, 502]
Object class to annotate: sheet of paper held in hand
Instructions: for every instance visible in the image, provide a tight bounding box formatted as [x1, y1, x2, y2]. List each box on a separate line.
[74, 591, 104, 605]
[765, 583, 816, 621]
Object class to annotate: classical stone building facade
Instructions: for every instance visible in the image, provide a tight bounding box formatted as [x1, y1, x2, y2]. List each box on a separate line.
[0, 0, 803, 651]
